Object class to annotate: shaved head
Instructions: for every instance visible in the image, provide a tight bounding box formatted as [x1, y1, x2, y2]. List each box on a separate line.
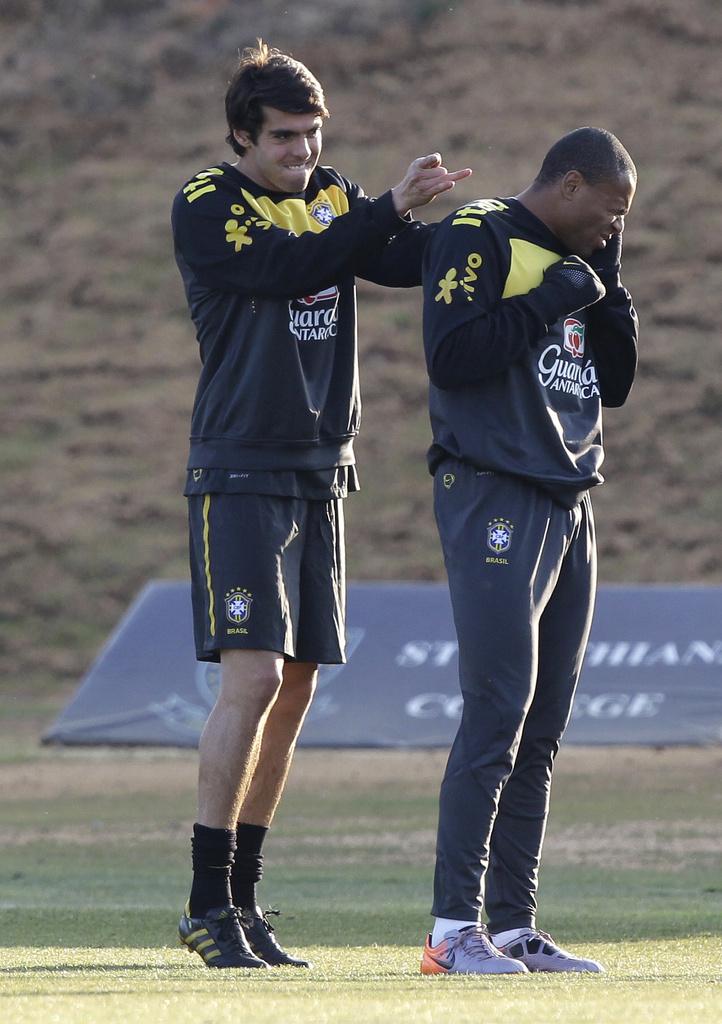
[535, 127, 636, 188]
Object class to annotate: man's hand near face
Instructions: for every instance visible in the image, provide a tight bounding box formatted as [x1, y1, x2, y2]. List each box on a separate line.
[589, 231, 623, 284]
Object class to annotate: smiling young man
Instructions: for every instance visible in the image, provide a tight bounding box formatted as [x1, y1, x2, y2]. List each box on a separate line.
[419, 128, 638, 975]
[171, 41, 470, 970]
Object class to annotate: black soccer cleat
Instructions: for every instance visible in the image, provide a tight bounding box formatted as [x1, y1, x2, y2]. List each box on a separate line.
[179, 903, 269, 968]
[239, 907, 311, 967]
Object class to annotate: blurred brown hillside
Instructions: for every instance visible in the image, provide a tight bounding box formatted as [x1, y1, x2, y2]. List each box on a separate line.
[1, 0, 722, 703]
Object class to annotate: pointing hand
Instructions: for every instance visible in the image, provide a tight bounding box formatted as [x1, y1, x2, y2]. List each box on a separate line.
[392, 153, 472, 216]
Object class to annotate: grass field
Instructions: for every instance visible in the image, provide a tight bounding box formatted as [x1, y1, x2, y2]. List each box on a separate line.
[1, 740, 721, 1023]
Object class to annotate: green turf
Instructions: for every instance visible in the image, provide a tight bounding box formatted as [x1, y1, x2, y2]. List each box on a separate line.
[1, 747, 721, 1023]
[2, 941, 721, 1024]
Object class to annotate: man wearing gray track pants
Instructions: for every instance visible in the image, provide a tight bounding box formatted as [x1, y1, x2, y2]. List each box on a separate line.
[419, 128, 639, 976]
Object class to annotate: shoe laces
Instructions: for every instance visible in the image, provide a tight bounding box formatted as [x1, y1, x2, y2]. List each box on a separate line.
[516, 928, 563, 957]
[240, 905, 280, 934]
[453, 925, 500, 958]
[263, 906, 281, 932]
[217, 907, 248, 951]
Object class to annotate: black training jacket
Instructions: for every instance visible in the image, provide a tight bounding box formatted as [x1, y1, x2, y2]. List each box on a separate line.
[172, 162, 429, 472]
[423, 197, 638, 508]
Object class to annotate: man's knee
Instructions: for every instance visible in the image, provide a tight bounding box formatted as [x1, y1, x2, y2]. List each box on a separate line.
[218, 649, 285, 713]
[278, 661, 318, 712]
[451, 686, 527, 770]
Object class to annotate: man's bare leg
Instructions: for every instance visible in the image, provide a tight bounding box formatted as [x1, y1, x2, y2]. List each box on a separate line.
[231, 660, 318, 968]
[238, 660, 318, 827]
[197, 649, 285, 829]
[181, 649, 285, 968]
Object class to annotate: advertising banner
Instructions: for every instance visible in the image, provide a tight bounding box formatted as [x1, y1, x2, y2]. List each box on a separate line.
[44, 581, 722, 747]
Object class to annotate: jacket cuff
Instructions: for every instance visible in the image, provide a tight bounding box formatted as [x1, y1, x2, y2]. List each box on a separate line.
[594, 270, 623, 294]
[524, 284, 569, 327]
[371, 190, 410, 236]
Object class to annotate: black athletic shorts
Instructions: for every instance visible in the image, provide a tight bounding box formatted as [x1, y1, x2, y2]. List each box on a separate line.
[188, 492, 346, 665]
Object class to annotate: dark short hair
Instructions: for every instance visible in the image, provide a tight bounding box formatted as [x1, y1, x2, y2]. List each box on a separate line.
[535, 127, 636, 187]
[225, 41, 329, 156]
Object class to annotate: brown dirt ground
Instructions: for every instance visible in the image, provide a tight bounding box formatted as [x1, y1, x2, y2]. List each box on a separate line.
[3, 747, 721, 869]
[4, 746, 719, 802]
[1, 0, 722, 703]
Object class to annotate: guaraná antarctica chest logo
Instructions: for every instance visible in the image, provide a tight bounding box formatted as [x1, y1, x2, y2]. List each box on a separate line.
[289, 285, 339, 342]
[225, 587, 253, 630]
[486, 517, 514, 564]
[537, 316, 600, 400]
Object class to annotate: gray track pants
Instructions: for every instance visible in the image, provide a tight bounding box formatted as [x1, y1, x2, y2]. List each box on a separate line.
[432, 461, 596, 929]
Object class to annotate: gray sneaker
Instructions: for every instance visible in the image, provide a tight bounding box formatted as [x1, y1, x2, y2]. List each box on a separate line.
[421, 925, 529, 975]
[494, 929, 604, 973]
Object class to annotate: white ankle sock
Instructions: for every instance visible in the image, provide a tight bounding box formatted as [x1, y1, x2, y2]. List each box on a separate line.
[491, 926, 530, 946]
[431, 917, 478, 946]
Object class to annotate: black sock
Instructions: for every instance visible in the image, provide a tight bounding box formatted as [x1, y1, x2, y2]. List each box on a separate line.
[231, 822, 269, 911]
[188, 823, 236, 917]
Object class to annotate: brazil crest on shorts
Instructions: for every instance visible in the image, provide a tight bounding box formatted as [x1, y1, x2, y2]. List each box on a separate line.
[225, 587, 253, 624]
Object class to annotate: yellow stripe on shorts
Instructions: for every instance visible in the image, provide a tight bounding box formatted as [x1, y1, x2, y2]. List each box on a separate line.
[202, 493, 216, 637]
